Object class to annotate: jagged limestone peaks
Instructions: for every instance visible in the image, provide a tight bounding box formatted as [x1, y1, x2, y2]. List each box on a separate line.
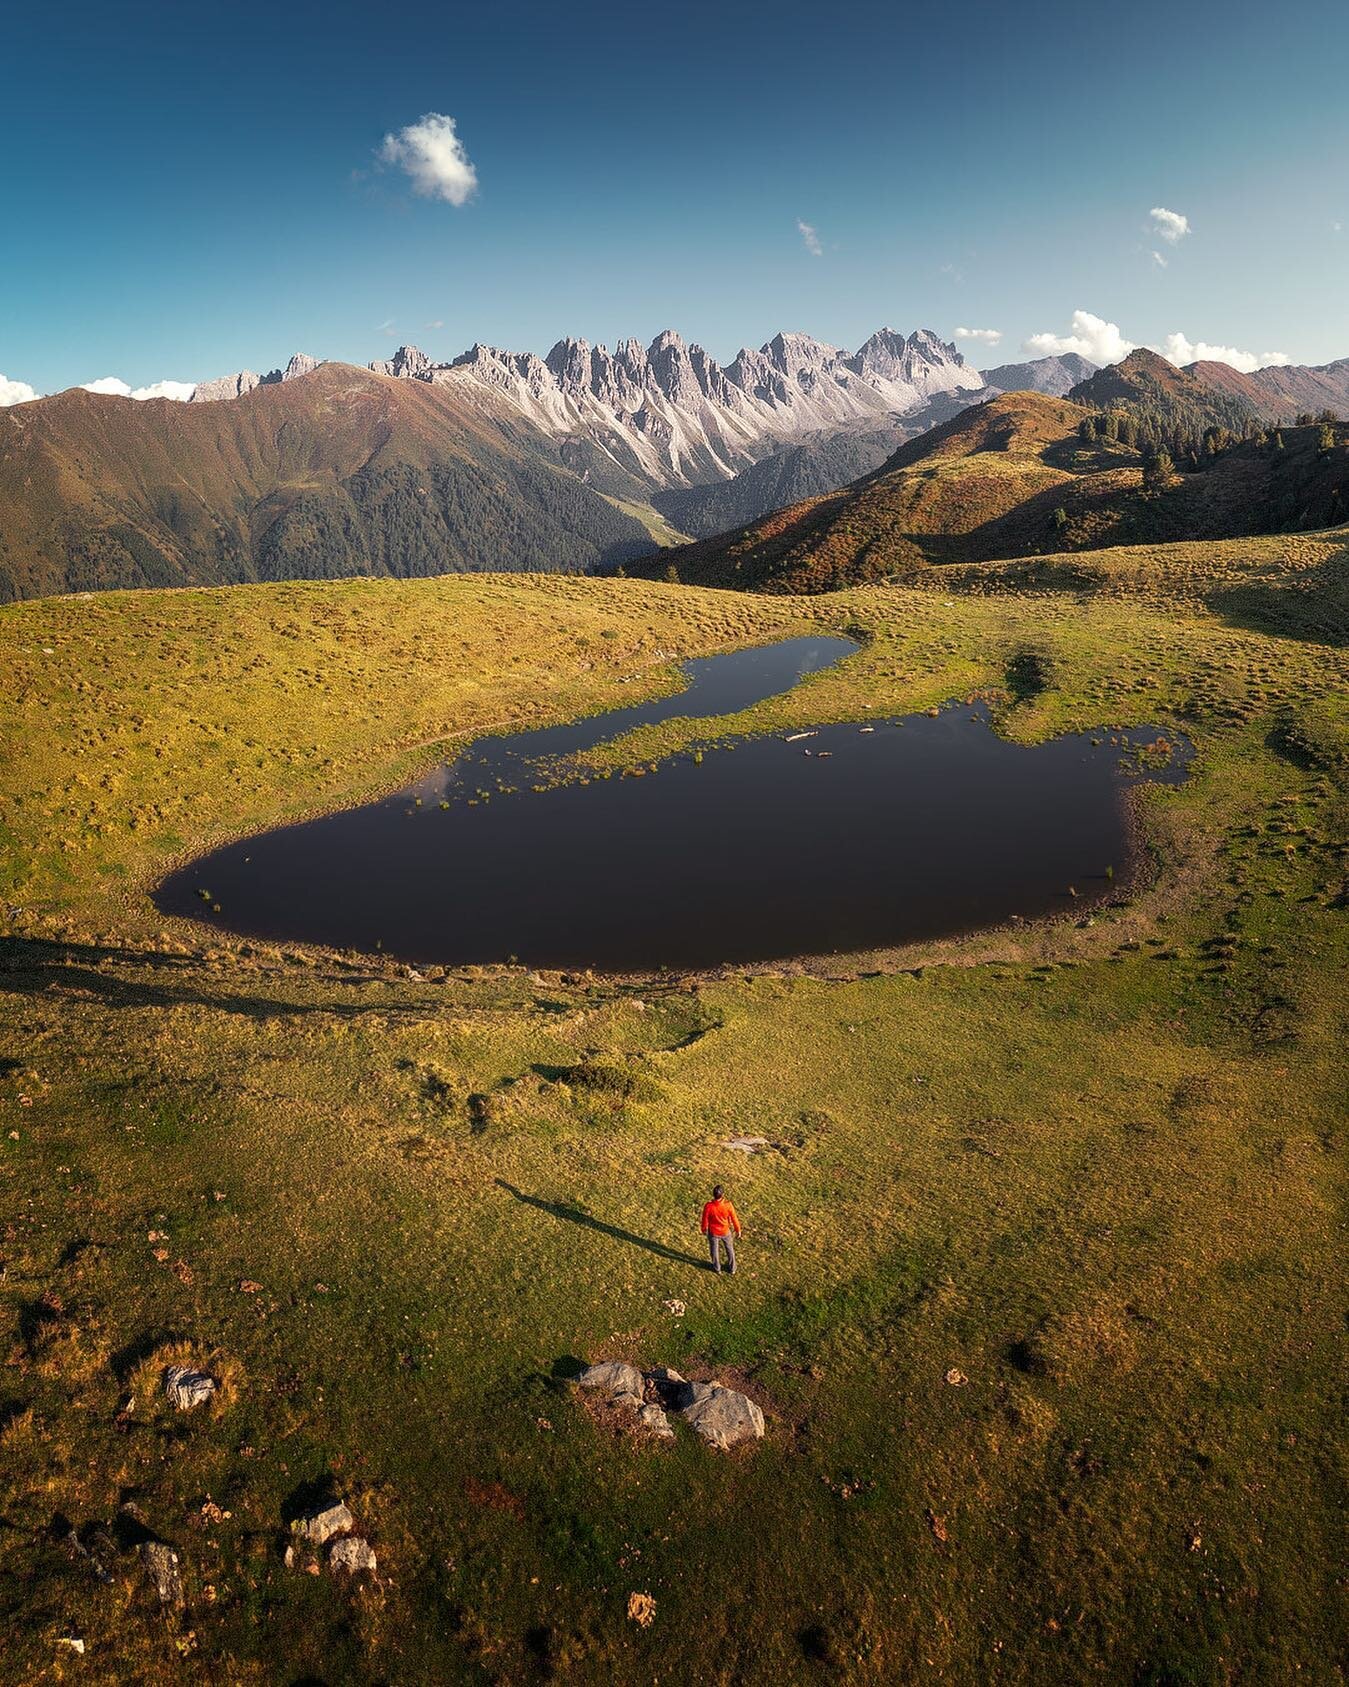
[190, 352, 321, 402]
[369, 344, 433, 379]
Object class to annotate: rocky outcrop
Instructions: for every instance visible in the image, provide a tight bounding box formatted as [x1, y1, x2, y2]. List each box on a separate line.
[190, 352, 320, 402]
[291, 1501, 355, 1546]
[577, 1359, 645, 1408]
[370, 344, 434, 379]
[189, 369, 262, 403]
[162, 1363, 217, 1410]
[140, 1541, 184, 1608]
[576, 1360, 764, 1450]
[675, 1379, 766, 1450]
[329, 1535, 377, 1574]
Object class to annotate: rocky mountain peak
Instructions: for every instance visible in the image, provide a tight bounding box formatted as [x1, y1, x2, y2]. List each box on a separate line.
[369, 345, 432, 380]
[763, 332, 843, 380]
[273, 353, 320, 383]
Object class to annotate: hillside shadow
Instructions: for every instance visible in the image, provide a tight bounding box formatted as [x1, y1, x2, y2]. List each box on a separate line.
[494, 1179, 706, 1269]
[0, 936, 420, 1022]
[1206, 549, 1349, 645]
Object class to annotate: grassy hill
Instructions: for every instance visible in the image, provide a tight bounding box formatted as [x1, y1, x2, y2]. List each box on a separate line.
[0, 542, 1345, 1681]
[0, 365, 656, 601]
[643, 390, 1349, 593]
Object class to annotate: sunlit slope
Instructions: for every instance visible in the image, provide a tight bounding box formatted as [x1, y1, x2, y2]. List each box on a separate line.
[647, 390, 1349, 592]
[0, 535, 1345, 1682]
[0, 363, 653, 600]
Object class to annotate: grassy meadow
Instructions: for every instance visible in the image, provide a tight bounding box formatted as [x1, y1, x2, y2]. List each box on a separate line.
[1, 541, 1345, 1683]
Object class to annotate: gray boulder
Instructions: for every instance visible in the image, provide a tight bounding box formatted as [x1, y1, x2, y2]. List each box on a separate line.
[676, 1381, 765, 1450]
[163, 1364, 217, 1411]
[292, 1501, 354, 1546]
[140, 1541, 184, 1608]
[638, 1403, 675, 1439]
[577, 1359, 644, 1407]
[329, 1535, 377, 1574]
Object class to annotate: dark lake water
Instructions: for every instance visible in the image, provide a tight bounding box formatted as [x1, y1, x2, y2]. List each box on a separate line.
[156, 635, 1189, 970]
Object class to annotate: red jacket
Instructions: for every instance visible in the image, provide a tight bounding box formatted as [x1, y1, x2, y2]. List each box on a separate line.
[700, 1197, 741, 1237]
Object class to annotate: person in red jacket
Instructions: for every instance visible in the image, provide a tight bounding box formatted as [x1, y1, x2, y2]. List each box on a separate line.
[700, 1185, 742, 1275]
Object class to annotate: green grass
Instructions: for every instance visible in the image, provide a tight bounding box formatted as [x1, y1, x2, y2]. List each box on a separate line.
[601, 495, 693, 548]
[0, 548, 1345, 1683]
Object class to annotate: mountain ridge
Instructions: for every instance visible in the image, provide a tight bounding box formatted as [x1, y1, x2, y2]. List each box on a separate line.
[0, 362, 652, 601]
[638, 388, 1349, 593]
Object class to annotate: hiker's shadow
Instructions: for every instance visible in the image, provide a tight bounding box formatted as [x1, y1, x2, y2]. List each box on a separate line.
[495, 1181, 707, 1269]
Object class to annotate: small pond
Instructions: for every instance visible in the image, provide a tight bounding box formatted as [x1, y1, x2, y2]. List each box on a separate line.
[155, 635, 1189, 970]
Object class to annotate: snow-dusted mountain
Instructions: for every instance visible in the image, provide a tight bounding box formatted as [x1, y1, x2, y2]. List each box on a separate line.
[369, 327, 987, 489]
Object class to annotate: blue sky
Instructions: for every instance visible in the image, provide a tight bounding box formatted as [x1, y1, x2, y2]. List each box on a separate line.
[4, 0, 1348, 400]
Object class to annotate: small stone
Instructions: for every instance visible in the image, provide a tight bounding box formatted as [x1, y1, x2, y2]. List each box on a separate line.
[140, 1540, 185, 1609]
[163, 1364, 217, 1411]
[627, 1591, 656, 1628]
[945, 1367, 968, 1387]
[291, 1501, 354, 1546]
[329, 1535, 376, 1574]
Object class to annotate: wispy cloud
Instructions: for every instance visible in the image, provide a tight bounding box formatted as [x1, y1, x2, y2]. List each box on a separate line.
[1151, 249, 1168, 269]
[376, 318, 397, 336]
[1149, 205, 1190, 244]
[1024, 309, 1290, 372]
[796, 218, 823, 257]
[79, 376, 196, 400]
[954, 326, 1002, 346]
[424, 319, 445, 329]
[0, 374, 41, 406]
[379, 113, 478, 206]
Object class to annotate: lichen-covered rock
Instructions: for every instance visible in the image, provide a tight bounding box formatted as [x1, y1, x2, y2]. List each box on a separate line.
[163, 1364, 217, 1411]
[577, 1360, 644, 1407]
[676, 1381, 765, 1450]
[291, 1501, 354, 1546]
[329, 1535, 377, 1574]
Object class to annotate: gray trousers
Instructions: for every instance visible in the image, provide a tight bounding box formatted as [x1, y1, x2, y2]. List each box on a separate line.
[708, 1231, 736, 1272]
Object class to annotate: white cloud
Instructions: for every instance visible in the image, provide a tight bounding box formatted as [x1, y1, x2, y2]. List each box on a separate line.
[1160, 333, 1291, 373]
[132, 379, 196, 401]
[1025, 310, 1137, 364]
[379, 113, 477, 206]
[797, 218, 822, 257]
[0, 374, 41, 406]
[1149, 206, 1190, 244]
[1023, 310, 1291, 373]
[376, 318, 396, 336]
[424, 318, 444, 329]
[80, 376, 195, 400]
[954, 326, 1002, 346]
[1151, 249, 1168, 269]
